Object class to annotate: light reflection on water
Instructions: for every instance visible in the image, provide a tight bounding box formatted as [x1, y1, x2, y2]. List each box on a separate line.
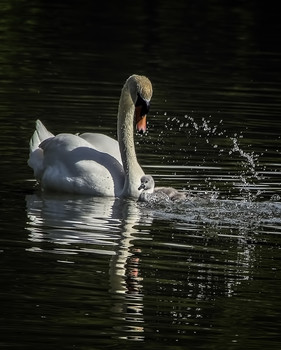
[25, 194, 151, 342]
[23, 190, 281, 344]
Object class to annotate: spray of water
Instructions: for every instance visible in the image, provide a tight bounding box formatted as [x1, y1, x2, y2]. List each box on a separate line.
[229, 137, 263, 201]
[148, 113, 268, 201]
[139, 113, 281, 235]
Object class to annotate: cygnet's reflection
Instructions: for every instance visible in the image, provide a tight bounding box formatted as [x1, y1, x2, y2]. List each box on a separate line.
[26, 192, 153, 341]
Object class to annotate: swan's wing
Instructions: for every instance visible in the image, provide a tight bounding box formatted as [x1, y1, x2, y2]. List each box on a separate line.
[80, 133, 122, 165]
[34, 133, 125, 195]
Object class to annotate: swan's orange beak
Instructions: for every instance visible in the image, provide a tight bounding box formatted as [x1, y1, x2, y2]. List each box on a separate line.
[135, 105, 147, 133]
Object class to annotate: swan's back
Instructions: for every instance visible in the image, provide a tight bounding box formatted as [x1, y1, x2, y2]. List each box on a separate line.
[79, 132, 122, 165]
[28, 120, 125, 195]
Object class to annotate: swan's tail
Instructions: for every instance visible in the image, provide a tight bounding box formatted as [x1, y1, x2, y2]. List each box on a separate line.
[28, 120, 54, 180]
[29, 119, 54, 152]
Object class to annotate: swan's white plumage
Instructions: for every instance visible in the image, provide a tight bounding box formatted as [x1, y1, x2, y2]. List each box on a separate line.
[28, 75, 153, 198]
[29, 119, 54, 152]
[28, 120, 54, 179]
[79, 133, 122, 165]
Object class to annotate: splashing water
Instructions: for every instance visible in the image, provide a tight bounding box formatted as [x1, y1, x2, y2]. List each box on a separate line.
[229, 137, 262, 201]
[138, 199, 281, 243]
[146, 113, 279, 204]
[140, 113, 281, 241]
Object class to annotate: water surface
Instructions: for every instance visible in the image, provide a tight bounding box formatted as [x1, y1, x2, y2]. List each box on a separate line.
[1, 1, 281, 349]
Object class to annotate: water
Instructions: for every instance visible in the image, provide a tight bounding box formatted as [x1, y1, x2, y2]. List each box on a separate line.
[1, 1, 281, 349]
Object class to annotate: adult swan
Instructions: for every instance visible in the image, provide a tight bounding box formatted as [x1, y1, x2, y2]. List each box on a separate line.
[28, 74, 153, 198]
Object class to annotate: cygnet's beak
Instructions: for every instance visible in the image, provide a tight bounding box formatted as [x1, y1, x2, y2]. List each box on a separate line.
[138, 183, 145, 191]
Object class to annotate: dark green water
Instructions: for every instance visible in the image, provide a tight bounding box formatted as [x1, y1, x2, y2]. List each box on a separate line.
[1, 1, 281, 349]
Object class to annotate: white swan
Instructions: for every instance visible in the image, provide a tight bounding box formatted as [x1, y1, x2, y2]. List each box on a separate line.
[138, 175, 187, 202]
[28, 74, 153, 198]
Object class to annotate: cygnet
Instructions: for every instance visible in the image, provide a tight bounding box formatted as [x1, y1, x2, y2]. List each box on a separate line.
[138, 175, 187, 202]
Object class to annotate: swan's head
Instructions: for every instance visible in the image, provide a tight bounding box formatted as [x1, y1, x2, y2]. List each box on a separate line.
[138, 175, 155, 193]
[126, 75, 153, 134]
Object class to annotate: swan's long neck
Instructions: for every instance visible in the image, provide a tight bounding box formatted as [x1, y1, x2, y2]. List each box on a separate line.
[118, 86, 144, 198]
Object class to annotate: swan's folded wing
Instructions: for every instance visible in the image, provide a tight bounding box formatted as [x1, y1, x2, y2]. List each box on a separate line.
[79, 133, 122, 165]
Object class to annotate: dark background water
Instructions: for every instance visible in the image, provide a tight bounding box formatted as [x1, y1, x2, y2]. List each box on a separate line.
[1, 1, 281, 349]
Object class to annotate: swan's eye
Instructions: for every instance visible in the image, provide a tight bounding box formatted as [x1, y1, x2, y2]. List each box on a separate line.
[135, 93, 150, 116]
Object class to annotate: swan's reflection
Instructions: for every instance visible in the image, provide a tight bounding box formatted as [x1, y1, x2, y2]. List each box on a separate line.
[25, 192, 265, 340]
[26, 192, 153, 341]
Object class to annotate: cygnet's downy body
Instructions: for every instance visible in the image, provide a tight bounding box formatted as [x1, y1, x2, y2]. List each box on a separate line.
[138, 175, 187, 202]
